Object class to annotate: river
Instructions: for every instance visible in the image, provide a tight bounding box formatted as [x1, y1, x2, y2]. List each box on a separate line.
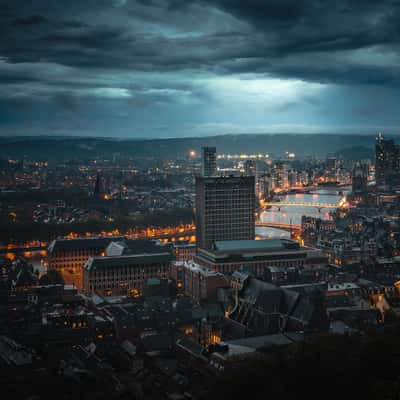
[256, 188, 349, 239]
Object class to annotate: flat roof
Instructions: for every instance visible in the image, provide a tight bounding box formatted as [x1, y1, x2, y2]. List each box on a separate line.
[84, 252, 173, 271]
[213, 239, 299, 252]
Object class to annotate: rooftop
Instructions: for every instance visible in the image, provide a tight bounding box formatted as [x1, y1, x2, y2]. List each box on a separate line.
[179, 261, 224, 277]
[49, 236, 124, 253]
[106, 239, 166, 257]
[84, 252, 174, 271]
[213, 239, 301, 253]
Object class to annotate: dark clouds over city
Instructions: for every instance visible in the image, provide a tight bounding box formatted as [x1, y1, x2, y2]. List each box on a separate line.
[1, 0, 400, 137]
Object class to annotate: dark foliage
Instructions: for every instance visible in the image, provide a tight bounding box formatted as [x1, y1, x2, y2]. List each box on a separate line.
[209, 333, 400, 400]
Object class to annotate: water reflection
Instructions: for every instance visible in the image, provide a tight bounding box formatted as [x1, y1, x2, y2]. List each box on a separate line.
[256, 189, 347, 239]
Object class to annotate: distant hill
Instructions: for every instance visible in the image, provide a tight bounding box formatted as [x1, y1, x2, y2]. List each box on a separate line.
[0, 133, 390, 161]
[334, 145, 375, 161]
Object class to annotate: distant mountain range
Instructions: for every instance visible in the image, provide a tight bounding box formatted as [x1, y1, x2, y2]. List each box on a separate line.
[0, 133, 392, 161]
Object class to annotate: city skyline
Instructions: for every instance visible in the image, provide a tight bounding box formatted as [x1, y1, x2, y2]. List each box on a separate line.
[1, 127, 400, 399]
[2, 1, 400, 137]
[2, 3, 400, 396]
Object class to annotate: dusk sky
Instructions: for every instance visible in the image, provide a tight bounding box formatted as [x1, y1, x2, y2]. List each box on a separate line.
[2, 0, 400, 137]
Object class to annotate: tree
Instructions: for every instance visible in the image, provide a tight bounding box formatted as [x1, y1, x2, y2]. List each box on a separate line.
[39, 269, 64, 285]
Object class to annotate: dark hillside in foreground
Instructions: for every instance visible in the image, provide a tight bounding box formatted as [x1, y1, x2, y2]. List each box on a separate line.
[209, 332, 400, 400]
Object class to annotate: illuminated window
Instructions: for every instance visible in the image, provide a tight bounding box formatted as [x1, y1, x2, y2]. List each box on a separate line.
[184, 328, 193, 336]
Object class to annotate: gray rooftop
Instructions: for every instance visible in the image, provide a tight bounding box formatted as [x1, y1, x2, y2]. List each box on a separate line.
[84, 252, 173, 271]
[226, 333, 296, 349]
[49, 236, 124, 253]
[213, 239, 300, 252]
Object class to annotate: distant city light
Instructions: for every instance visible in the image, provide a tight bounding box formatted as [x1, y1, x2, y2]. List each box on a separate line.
[217, 153, 270, 159]
[189, 150, 197, 157]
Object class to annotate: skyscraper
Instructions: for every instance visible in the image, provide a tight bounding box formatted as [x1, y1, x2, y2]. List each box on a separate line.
[202, 146, 217, 177]
[272, 162, 288, 189]
[375, 133, 400, 188]
[352, 162, 368, 193]
[244, 159, 257, 177]
[195, 175, 255, 250]
[325, 157, 338, 182]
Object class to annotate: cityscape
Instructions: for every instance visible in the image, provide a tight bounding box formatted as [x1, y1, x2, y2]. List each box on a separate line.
[1, 134, 400, 399]
[2, 1, 400, 400]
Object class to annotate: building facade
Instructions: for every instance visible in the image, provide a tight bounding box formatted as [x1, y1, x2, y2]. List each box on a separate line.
[244, 160, 256, 177]
[82, 252, 173, 296]
[375, 133, 400, 188]
[195, 175, 255, 250]
[170, 261, 228, 301]
[201, 146, 217, 177]
[194, 239, 327, 277]
[173, 242, 196, 262]
[47, 237, 123, 289]
[272, 162, 288, 189]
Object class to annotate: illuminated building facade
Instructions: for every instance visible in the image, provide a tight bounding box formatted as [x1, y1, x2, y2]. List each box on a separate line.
[47, 237, 123, 289]
[170, 261, 228, 301]
[272, 162, 288, 189]
[258, 173, 273, 198]
[375, 133, 400, 188]
[195, 176, 255, 250]
[172, 242, 196, 262]
[82, 252, 173, 296]
[244, 159, 256, 177]
[325, 157, 338, 182]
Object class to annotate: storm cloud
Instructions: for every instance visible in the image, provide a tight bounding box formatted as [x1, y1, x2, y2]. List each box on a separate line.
[1, 0, 400, 137]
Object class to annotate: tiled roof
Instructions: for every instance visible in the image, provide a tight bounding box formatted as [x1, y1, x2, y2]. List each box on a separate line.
[48, 236, 124, 253]
[84, 252, 173, 271]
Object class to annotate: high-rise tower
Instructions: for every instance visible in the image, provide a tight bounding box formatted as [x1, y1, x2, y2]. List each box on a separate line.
[201, 146, 217, 177]
[195, 175, 255, 250]
[375, 133, 400, 188]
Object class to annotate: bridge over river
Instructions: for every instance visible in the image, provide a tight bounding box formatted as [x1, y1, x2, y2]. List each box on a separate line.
[263, 201, 337, 211]
[255, 221, 301, 232]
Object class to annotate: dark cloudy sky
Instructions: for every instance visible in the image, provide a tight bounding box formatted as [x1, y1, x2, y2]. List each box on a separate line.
[1, 0, 400, 137]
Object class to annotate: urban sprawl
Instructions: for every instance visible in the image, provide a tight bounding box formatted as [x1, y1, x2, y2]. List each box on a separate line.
[1, 134, 400, 399]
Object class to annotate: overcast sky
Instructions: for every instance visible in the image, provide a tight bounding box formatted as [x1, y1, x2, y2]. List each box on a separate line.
[1, 0, 400, 137]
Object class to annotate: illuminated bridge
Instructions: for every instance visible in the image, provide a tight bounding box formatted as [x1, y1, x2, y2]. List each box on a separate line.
[255, 221, 302, 231]
[263, 201, 338, 209]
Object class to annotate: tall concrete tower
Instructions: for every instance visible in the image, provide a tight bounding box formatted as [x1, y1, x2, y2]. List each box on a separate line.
[202, 146, 217, 177]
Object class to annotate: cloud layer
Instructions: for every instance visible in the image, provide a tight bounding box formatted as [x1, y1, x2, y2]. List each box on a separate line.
[1, 0, 400, 137]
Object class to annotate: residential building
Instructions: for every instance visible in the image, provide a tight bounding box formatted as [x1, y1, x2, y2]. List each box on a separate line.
[170, 261, 228, 301]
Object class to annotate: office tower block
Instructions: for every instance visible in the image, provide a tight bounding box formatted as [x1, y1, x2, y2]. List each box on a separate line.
[272, 162, 288, 189]
[375, 133, 400, 188]
[202, 146, 217, 177]
[258, 173, 273, 198]
[244, 159, 257, 177]
[352, 163, 369, 193]
[195, 175, 255, 250]
[325, 157, 338, 182]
